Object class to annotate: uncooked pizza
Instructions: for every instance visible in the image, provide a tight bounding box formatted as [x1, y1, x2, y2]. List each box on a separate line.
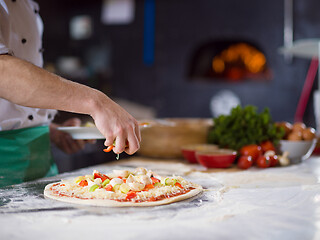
[44, 167, 203, 207]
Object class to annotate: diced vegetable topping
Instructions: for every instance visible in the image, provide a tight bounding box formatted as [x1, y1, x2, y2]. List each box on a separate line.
[94, 172, 109, 182]
[144, 184, 154, 190]
[126, 191, 137, 200]
[102, 179, 110, 187]
[89, 184, 99, 192]
[119, 183, 130, 193]
[103, 145, 114, 152]
[163, 177, 177, 186]
[79, 180, 88, 187]
[154, 182, 162, 187]
[151, 177, 160, 184]
[85, 175, 94, 181]
[113, 184, 121, 192]
[74, 176, 85, 183]
[105, 184, 113, 191]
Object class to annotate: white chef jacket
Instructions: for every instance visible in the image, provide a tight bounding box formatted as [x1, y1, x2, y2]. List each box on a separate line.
[0, 0, 56, 131]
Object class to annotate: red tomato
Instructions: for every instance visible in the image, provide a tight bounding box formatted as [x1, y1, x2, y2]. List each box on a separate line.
[256, 155, 271, 168]
[260, 141, 276, 153]
[105, 184, 113, 191]
[239, 144, 262, 162]
[144, 184, 154, 191]
[148, 196, 157, 202]
[151, 177, 160, 184]
[126, 191, 137, 200]
[79, 180, 88, 187]
[94, 172, 110, 182]
[237, 155, 253, 169]
[269, 155, 279, 167]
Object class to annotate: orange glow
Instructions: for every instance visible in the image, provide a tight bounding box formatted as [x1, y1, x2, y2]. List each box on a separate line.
[212, 57, 225, 73]
[247, 53, 266, 73]
[212, 43, 267, 79]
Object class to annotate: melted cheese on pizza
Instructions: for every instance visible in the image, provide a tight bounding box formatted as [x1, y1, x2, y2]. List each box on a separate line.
[49, 167, 199, 202]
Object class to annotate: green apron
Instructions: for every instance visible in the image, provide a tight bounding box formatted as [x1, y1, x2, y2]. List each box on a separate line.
[0, 125, 58, 188]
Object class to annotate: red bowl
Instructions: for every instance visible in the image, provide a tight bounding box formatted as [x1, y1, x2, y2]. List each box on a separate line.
[196, 149, 237, 168]
[181, 144, 219, 164]
[181, 149, 198, 163]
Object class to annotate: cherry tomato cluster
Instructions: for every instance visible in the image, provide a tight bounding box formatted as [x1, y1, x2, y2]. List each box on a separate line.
[237, 140, 279, 169]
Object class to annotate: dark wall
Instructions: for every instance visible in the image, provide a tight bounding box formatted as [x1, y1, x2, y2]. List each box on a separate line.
[38, 0, 320, 126]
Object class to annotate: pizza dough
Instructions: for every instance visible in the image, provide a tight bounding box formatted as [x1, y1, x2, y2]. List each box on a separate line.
[44, 167, 203, 207]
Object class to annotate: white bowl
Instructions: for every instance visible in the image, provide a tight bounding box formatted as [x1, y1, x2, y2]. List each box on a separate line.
[278, 139, 317, 164]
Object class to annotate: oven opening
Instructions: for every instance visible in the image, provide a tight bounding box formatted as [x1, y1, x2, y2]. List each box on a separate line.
[188, 40, 272, 82]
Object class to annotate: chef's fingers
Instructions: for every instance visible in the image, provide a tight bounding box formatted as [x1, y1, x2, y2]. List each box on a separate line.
[124, 133, 140, 155]
[104, 136, 114, 148]
[135, 122, 141, 142]
[113, 134, 126, 154]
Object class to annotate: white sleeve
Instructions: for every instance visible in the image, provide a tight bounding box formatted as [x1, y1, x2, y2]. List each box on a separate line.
[0, 1, 12, 55]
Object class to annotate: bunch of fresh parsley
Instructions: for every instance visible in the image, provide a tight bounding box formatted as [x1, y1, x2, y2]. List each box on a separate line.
[208, 105, 284, 151]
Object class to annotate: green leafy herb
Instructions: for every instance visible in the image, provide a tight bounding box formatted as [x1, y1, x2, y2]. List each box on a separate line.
[207, 105, 284, 150]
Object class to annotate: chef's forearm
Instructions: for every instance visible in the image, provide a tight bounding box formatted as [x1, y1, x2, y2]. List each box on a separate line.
[0, 54, 106, 117]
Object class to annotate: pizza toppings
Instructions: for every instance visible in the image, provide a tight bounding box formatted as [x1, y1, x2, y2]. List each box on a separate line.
[119, 183, 131, 193]
[126, 191, 137, 200]
[135, 175, 152, 185]
[128, 181, 145, 192]
[109, 178, 124, 187]
[113, 170, 131, 178]
[163, 177, 177, 186]
[104, 184, 113, 191]
[79, 180, 88, 187]
[47, 167, 201, 203]
[134, 167, 148, 175]
[89, 184, 99, 192]
[101, 179, 110, 187]
[93, 171, 110, 182]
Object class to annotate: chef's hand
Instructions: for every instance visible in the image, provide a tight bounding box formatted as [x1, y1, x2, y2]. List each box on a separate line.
[91, 97, 141, 155]
[50, 118, 95, 154]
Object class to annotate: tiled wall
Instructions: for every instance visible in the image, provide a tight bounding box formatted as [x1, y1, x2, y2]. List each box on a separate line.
[37, 0, 320, 170]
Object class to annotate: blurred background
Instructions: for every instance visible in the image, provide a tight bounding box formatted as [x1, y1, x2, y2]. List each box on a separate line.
[36, 0, 320, 172]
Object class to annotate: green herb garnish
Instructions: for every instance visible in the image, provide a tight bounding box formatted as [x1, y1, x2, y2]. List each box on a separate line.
[207, 105, 284, 151]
